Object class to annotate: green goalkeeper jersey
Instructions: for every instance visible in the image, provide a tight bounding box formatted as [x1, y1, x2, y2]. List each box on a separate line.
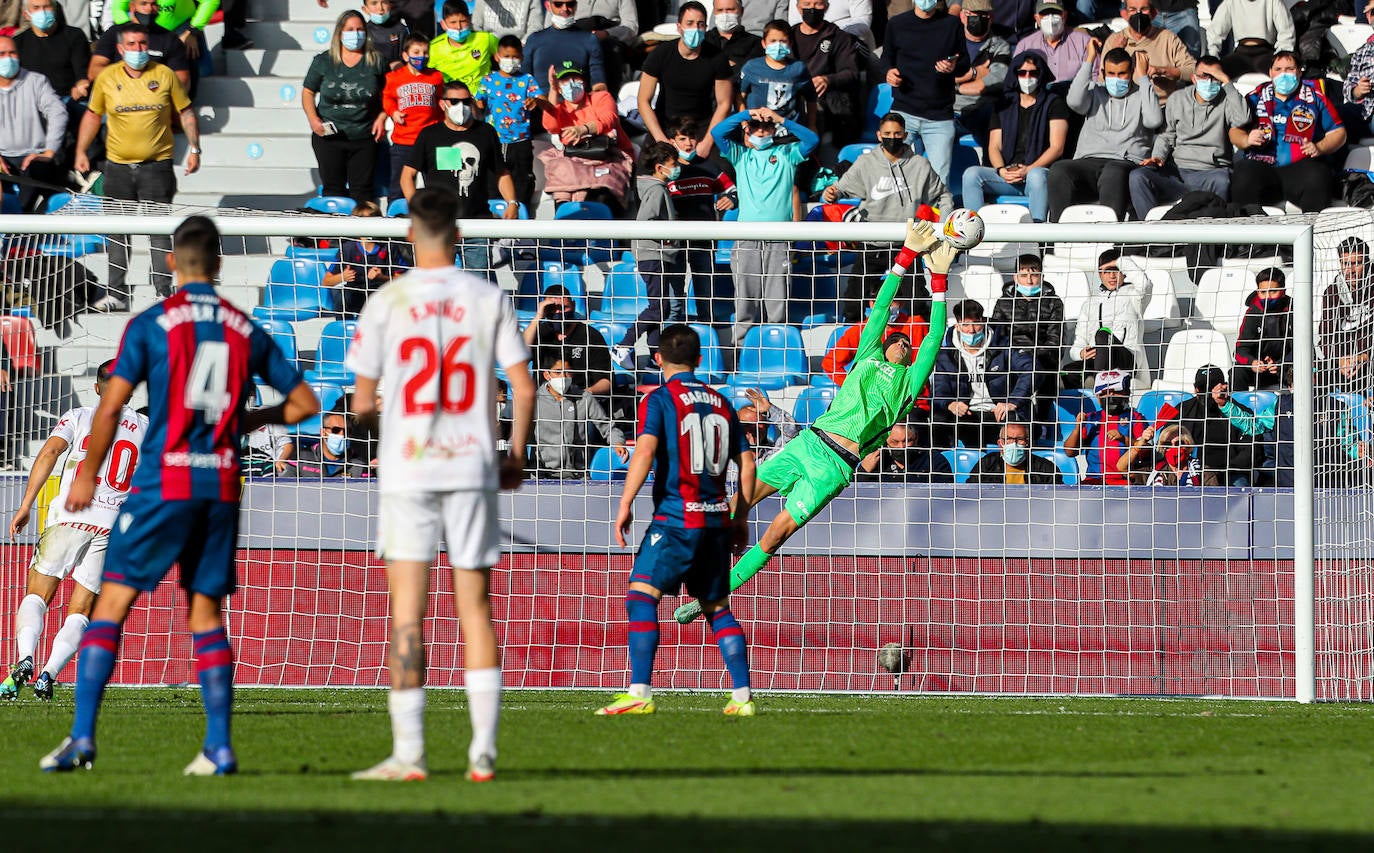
[812, 266, 947, 459]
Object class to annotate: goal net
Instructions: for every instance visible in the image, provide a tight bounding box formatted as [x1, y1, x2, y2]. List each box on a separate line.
[0, 197, 1360, 700]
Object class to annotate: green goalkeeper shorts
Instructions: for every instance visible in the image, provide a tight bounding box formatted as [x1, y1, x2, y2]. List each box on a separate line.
[757, 428, 856, 526]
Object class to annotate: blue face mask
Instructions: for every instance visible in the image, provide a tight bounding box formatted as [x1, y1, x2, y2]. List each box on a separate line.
[959, 329, 985, 346]
[665, 164, 681, 180]
[1104, 77, 1130, 98]
[559, 80, 585, 102]
[407, 55, 427, 70]
[367, 11, 389, 24]
[1273, 72, 1299, 96]
[324, 434, 347, 456]
[1195, 78, 1221, 101]
[123, 49, 150, 70]
[341, 30, 366, 50]
[751, 133, 774, 150]
[681, 27, 705, 49]
[913, 0, 937, 11]
[0, 56, 18, 79]
[1001, 443, 1027, 466]
[764, 42, 791, 61]
[29, 9, 54, 29]
[1016, 283, 1041, 296]
[679, 147, 697, 162]
[1259, 295, 1285, 309]
[448, 26, 470, 41]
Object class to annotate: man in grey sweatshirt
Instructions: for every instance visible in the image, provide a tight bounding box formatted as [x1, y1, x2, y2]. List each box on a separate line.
[1047, 44, 1163, 221]
[1127, 55, 1250, 220]
[0, 35, 67, 213]
[534, 355, 627, 476]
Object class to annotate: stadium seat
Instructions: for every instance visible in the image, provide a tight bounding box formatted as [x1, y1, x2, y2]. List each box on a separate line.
[0, 315, 38, 373]
[1158, 328, 1232, 389]
[1051, 205, 1117, 268]
[1144, 204, 1172, 220]
[386, 198, 409, 217]
[1331, 391, 1372, 442]
[1231, 389, 1278, 417]
[589, 320, 628, 365]
[730, 324, 808, 390]
[1196, 266, 1273, 339]
[959, 267, 1004, 314]
[1, 191, 19, 216]
[304, 319, 357, 384]
[304, 196, 356, 216]
[1328, 22, 1374, 57]
[1044, 268, 1093, 324]
[689, 323, 726, 383]
[792, 385, 836, 426]
[489, 199, 530, 219]
[589, 445, 630, 480]
[270, 258, 328, 287]
[1035, 448, 1081, 485]
[861, 83, 893, 141]
[1054, 390, 1098, 442]
[546, 200, 615, 266]
[1119, 257, 1183, 325]
[38, 193, 106, 257]
[714, 208, 739, 266]
[254, 317, 298, 368]
[253, 258, 331, 321]
[994, 194, 1031, 208]
[292, 381, 345, 437]
[1135, 388, 1191, 425]
[1233, 72, 1269, 96]
[516, 262, 584, 316]
[590, 258, 648, 323]
[943, 448, 982, 483]
[837, 143, 876, 165]
[285, 244, 340, 264]
[971, 203, 1033, 268]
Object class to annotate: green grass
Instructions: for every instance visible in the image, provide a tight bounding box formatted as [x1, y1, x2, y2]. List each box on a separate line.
[3, 689, 1374, 852]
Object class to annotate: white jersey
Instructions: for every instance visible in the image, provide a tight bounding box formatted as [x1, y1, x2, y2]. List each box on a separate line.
[346, 265, 530, 494]
[47, 405, 149, 531]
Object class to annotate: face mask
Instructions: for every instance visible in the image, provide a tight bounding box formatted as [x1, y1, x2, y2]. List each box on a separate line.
[800, 7, 825, 26]
[559, 80, 585, 102]
[498, 56, 520, 73]
[1039, 14, 1063, 37]
[1016, 283, 1041, 296]
[715, 11, 739, 31]
[1103, 396, 1129, 415]
[682, 27, 705, 48]
[133, 11, 155, 26]
[1259, 295, 1285, 309]
[1164, 446, 1190, 468]
[1001, 443, 1027, 466]
[123, 49, 150, 69]
[341, 30, 366, 50]
[447, 26, 470, 41]
[367, 11, 389, 24]
[764, 41, 790, 61]
[959, 329, 985, 346]
[679, 147, 697, 161]
[1128, 11, 1151, 33]
[966, 14, 990, 36]
[548, 376, 572, 395]
[665, 164, 682, 180]
[1018, 76, 1039, 95]
[0, 57, 17, 79]
[29, 9, 54, 29]
[324, 434, 348, 456]
[1195, 78, 1221, 101]
[1104, 77, 1130, 98]
[1273, 72, 1299, 96]
[407, 55, 427, 70]
[880, 136, 905, 155]
[551, 13, 575, 28]
[446, 102, 472, 124]
[914, 0, 937, 12]
[751, 133, 774, 149]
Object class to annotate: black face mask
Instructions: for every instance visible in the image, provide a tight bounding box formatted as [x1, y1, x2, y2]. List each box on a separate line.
[966, 14, 990, 36]
[133, 11, 155, 26]
[1128, 11, 1152, 32]
[800, 7, 825, 26]
[1104, 397, 1129, 416]
[880, 137, 906, 155]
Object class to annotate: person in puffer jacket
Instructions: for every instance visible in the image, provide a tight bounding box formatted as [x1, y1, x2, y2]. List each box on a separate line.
[1232, 266, 1292, 391]
[991, 253, 1064, 437]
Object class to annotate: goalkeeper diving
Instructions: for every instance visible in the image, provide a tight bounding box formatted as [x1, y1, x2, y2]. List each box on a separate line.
[675, 218, 958, 624]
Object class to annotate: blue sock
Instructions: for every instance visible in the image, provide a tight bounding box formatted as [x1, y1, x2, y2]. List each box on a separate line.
[708, 608, 751, 690]
[71, 620, 121, 742]
[625, 591, 660, 687]
[193, 628, 234, 751]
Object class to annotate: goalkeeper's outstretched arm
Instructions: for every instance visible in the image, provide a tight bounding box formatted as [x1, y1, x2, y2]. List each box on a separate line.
[909, 241, 959, 392]
[854, 220, 943, 361]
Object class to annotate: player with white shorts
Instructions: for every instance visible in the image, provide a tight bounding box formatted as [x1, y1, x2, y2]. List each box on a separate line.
[4, 361, 147, 700]
[346, 187, 535, 784]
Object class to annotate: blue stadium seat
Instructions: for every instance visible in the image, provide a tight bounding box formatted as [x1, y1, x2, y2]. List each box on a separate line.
[1230, 390, 1278, 417]
[254, 258, 331, 321]
[516, 262, 585, 316]
[714, 208, 739, 266]
[270, 258, 328, 286]
[1331, 392, 1372, 441]
[254, 318, 298, 368]
[386, 198, 409, 217]
[1, 192, 19, 216]
[792, 385, 836, 426]
[1136, 389, 1192, 426]
[685, 323, 725, 383]
[292, 381, 345, 437]
[38, 193, 106, 256]
[590, 258, 648, 323]
[837, 143, 876, 165]
[304, 196, 357, 216]
[542, 200, 615, 266]
[589, 445, 629, 480]
[1035, 449, 1081, 485]
[590, 321, 629, 373]
[1054, 390, 1098, 442]
[730, 324, 808, 390]
[304, 319, 357, 385]
[489, 199, 530, 219]
[943, 448, 982, 483]
[285, 244, 340, 264]
[862, 83, 893, 141]
[995, 194, 1031, 208]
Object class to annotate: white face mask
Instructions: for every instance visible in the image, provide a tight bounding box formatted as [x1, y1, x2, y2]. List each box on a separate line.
[1018, 76, 1038, 94]
[548, 376, 572, 394]
[447, 102, 472, 124]
[551, 12, 575, 28]
[1039, 14, 1063, 37]
[715, 11, 739, 31]
[498, 56, 521, 73]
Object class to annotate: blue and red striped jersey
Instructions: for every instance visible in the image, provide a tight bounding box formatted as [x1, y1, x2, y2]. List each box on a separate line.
[112, 282, 303, 502]
[636, 373, 749, 529]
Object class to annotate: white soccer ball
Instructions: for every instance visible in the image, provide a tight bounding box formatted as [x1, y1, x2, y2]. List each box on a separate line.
[940, 207, 985, 250]
[877, 642, 906, 674]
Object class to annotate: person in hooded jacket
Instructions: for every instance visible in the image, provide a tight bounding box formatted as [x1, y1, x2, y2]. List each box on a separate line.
[1233, 266, 1293, 391]
[961, 50, 1067, 222]
[991, 253, 1064, 437]
[1319, 236, 1374, 391]
[931, 298, 1035, 450]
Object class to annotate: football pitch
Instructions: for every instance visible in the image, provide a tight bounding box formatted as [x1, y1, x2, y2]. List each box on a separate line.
[2, 689, 1373, 852]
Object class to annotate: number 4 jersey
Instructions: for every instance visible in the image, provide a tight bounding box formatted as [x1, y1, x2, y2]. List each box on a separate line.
[637, 374, 749, 529]
[345, 265, 530, 494]
[46, 405, 149, 532]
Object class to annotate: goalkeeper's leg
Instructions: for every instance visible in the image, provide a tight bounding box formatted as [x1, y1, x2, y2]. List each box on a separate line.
[674, 506, 802, 625]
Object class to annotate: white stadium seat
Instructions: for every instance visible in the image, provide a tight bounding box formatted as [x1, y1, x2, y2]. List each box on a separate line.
[1159, 328, 1233, 389]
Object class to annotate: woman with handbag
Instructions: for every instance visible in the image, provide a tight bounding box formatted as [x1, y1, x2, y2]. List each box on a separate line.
[533, 61, 635, 212]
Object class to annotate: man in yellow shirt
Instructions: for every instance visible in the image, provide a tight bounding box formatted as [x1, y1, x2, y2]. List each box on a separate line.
[75, 24, 200, 309]
[429, 0, 498, 91]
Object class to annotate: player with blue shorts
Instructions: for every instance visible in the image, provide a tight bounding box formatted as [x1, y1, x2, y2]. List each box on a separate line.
[596, 324, 759, 716]
[41, 215, 320, 775]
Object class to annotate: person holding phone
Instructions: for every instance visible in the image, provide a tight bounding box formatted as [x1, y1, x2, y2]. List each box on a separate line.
[882, 0, 969, 187]
[302, 10, 389, 204]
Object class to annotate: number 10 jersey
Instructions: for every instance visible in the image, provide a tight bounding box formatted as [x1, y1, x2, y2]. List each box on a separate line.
[346, 265, 530, 494]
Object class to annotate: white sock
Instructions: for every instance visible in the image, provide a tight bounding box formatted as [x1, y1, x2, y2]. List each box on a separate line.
[628, 683, 651, 699]
[732, 686, 752, 703]
[15, 594, 46, 662]
[464, 667, 501, 765]
[42, 613, 88, 679]
[388, 687, 426, 765]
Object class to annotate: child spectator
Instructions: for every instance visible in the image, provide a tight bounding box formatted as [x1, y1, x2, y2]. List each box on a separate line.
[991, 253, 1064, 438]
[365, 0, 409, 68]
[323, 203, 413, 317]
[664, 115, 736, 328]
[1063, 368, 1142, 486]
[738, 19, 816, 128]
[534, 356, 627, 476]
[475, 35, 543, 208]
[1233, 267, 1293, 392]
[429, 0, 498, 90]
[382, 34, 443, 200]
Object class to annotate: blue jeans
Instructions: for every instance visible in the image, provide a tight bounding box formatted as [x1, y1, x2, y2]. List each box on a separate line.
[1154, 8, 1202, 58]
[894, 111, 956, 189]
[1127, 164, 1231, 220]
[961, 165, 1051, 221]
[1074, 0, 1117, 22]
[459, 236, 492, 280]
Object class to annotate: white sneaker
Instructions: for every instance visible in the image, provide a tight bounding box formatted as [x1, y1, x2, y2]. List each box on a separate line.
[466, 753, 495, 783]
[350, 755, 428, 781]
[610, 345, 634, 370]
[90, 295, 127, 312]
